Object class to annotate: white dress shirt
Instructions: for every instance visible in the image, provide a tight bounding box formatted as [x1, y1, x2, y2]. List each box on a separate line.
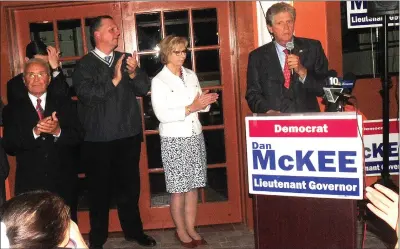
[28, 92, 46, 111]
[52, 70, 61, 78]
[92, 47, 114, 65]
[29, 92, 61, 139]
[151, 66, 210, 137]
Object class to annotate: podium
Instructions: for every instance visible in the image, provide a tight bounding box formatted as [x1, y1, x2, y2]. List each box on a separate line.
[245, 112, 363, 249]
[253, 195, 357, 249]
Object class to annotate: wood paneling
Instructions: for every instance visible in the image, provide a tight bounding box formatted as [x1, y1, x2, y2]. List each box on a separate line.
[233, 1, 257, 229]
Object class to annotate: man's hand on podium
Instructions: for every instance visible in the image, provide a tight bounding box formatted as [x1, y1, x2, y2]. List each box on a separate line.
[266, 110, 281, 114]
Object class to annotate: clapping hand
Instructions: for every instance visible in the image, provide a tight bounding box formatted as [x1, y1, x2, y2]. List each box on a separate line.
[190, 90, 219, 112]
[126, 52, 138, 79]
[35, 112, 61, 136]
[113, 55, 125, 86]
[47, 46, 61, 70]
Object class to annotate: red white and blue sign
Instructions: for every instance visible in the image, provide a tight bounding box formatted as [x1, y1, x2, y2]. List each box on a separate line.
[246, 112, 364, 199]
[364, 119, 399, 176]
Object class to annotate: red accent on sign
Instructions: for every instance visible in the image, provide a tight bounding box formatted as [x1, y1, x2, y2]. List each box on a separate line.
[248, 119, 359, 137]
[363, 120, 399, 135]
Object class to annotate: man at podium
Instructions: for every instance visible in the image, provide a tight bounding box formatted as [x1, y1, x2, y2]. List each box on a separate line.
[246, 2, 328, 114]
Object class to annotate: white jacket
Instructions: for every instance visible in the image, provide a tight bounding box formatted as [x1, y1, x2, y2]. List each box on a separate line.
[151, 66, 210, 137]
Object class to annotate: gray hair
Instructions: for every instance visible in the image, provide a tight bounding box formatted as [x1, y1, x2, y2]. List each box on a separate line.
[266, 2, 296, 26]
[23, 58, 51, 77]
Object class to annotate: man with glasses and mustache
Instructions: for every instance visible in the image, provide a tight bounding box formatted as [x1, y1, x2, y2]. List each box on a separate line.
[2, 58, 82, 221]
[72, 15, 155, 249]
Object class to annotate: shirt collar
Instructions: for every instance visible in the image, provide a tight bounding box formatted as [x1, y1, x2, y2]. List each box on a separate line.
[274, 39, 294, 53]
[93, 47, 114, 60]
[163, 65, 186, 79]
[28, 92, 47, 108]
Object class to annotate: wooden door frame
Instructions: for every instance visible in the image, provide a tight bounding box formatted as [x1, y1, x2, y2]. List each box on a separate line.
[231, 1, 258, 230]
[121, 1, 243, 229]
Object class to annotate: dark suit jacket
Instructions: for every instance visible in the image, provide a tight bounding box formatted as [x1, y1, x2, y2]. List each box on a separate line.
[0, 100, 9, 206]
[2, 92, 82, 201]
[246, 37, 328, 113]
[7, 71, 70, 105]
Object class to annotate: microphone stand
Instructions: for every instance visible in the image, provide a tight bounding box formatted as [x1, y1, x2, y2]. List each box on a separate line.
[337, 98, 345, 112]
[375, 14, 396, 191]
[364, 14, 398, 249]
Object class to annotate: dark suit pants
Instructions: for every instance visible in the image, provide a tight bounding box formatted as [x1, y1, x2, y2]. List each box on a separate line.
[14, 171, 78, 222]
[82, 135, 143, 247]
[0, 178, 6, 207]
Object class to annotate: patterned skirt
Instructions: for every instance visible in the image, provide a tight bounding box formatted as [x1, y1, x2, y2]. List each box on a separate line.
[160, 133, 207, 193]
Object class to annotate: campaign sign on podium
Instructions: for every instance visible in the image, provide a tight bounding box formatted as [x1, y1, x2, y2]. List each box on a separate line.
[246, 112, 363, 200]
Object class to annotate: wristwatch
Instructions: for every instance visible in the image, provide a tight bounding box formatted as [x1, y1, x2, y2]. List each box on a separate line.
[186, 106, 191, 114]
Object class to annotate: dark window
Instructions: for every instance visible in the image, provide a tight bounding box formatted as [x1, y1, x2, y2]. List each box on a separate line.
[341, 2, 399, 78]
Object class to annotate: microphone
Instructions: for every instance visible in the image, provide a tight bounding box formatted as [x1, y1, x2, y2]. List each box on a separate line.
[334, 91, 354, 99]
[323, 70, 341, 103]
[323, 87, 343, 103]
[343, 72, 357, 94]
[323, 70, 356, 112]
[286, 42, 294, 74]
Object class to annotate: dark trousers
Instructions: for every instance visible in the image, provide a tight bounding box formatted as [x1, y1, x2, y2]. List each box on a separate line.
[0, 178, 5, 207]
[14, 172, 78, 222]
[83, 135, 143, 247]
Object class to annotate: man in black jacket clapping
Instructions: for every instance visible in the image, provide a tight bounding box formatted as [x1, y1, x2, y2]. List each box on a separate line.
[72, 15, 155, 249]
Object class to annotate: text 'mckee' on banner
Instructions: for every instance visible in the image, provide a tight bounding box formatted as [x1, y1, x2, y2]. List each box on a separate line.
[245, 112, 364, 200]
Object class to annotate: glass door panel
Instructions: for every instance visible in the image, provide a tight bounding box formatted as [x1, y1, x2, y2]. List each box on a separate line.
[13, 2, 124, 75]
[122, 1, 241, 229]
[164, 10, 190, 40]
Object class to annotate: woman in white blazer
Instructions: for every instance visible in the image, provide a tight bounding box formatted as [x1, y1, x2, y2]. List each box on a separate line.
[151, 35, 218, 248]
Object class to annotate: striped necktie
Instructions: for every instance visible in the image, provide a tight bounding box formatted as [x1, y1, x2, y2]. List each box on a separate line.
[104, 56, 112, 63]
[36, 98, 44, 120]
[283, 49, 291, 89]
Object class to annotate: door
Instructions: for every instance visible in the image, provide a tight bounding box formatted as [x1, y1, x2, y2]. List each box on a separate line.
[10, 1, 241, 232]
[121, 1, 241, 229]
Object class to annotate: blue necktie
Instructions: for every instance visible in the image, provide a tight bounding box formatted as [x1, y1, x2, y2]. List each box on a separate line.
[104, 56, 111, 62]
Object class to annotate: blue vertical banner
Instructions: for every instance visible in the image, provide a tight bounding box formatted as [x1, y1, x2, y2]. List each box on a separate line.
[346, 1, 399, 29]
[363, 119, 399, 176]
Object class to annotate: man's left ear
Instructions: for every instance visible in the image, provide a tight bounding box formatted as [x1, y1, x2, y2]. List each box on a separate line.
[267, 25, 273, 34]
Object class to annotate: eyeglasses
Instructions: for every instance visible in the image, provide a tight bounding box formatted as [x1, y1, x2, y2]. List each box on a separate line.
[25, 72, 49, 79]
[63, 238, 77, 248]
[172, 49, 188, 56]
